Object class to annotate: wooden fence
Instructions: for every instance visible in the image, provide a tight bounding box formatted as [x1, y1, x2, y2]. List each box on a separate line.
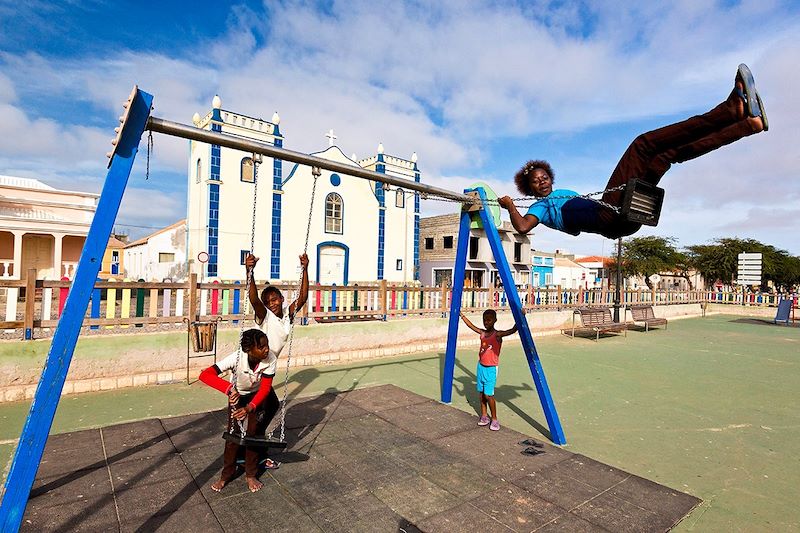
[0, 270, 794, 339]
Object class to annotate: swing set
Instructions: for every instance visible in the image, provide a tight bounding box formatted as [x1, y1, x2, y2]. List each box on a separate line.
[0, 85, 664, 531]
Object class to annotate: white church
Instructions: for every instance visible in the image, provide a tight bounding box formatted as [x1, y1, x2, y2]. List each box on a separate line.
[186, 96, 420, 285]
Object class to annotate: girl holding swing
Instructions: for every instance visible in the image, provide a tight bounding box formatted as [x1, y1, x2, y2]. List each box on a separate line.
[499, 64, 768, 239]
[200, 328, 277, 493]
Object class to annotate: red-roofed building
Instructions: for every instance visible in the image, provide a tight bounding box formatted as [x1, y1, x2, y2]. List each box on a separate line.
[575, 255, 613, 289]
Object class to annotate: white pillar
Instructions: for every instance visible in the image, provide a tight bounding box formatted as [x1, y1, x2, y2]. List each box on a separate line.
[12, 231, 23, 279]
[53, 233, 64, 278]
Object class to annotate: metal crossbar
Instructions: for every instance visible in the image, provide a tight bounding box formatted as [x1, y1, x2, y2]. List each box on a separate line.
[146, 117, 472, 204]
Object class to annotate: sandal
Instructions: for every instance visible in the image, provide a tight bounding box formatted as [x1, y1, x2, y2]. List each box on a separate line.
[736, 64, 762, 118]
[521, 446, 545, 456]
[264, 458, 281, 470]
[519, 438, 543, 448]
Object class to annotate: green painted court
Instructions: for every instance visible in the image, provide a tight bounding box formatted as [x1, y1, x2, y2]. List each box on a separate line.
[1, 314, 798, 531]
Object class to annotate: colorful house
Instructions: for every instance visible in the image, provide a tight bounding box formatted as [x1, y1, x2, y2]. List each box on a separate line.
[531, 251, 555, 288]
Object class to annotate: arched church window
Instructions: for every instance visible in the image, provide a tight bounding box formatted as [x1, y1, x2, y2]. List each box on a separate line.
[196, 159, 202, 184]
[325, 193, 343, 234]
[241, 157, 254, 183]
[395, 189, 405, 208]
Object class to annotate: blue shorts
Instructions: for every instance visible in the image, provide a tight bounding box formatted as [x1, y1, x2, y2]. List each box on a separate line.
[476, 363, 498, 396]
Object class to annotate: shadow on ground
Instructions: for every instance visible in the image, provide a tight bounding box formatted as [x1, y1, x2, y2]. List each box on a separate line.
[22, 385, 699, 532]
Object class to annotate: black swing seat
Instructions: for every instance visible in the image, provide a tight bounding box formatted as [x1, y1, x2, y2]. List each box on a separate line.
[619, 179, 665, 226]
[222, 431, 288, 449]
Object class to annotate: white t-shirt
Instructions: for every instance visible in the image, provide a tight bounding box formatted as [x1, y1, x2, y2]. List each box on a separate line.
[257, 304, 292, 360]
[216, 349, 277, 394]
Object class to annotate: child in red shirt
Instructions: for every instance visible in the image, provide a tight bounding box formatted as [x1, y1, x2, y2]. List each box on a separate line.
[460, 310, 517, 431]
[199, 328, 277, 493]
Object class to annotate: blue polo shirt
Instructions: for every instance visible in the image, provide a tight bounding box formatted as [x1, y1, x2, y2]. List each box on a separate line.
[526, 190, 580, 234]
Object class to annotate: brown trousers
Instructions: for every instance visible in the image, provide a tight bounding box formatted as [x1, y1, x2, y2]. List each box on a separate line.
[598, 90, 758, 238]
[220, 388, 280, 479]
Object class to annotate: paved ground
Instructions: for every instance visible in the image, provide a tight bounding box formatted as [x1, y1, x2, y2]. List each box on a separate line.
[22, 384, 698, 532]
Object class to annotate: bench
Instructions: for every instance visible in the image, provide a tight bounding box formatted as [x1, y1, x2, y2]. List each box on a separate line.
[563, 307, 627, 341]
[627, 305, 668, 332]
[774, 299, 793, 325]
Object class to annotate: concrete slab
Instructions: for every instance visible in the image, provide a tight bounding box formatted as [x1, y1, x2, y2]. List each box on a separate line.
[416, 501, 515, 532]
[209, 483, 322, 532]
[101, 417, 176, 464]
[160, 409, 227, 452]
[279, 464, 367, 512]
[281, 391, 369, 429]
[341, 383, 431, 412]
[23, 467, 118, 532]
[35, 428, 106, 478]
[377, 399, 478, 440]
[571, 490, 668, 532]
[21, 384, 699, 532]
[511, 465, 605, 510]
[306, 487, 412, 532]
[472, 482, 565, 531]
[418, 461, 503, 500]
[535, 512, 610, 532]
[369, 471, 461, 524]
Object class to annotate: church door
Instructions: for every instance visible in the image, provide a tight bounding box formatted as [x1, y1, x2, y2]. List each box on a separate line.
[319, 245, 346, 286]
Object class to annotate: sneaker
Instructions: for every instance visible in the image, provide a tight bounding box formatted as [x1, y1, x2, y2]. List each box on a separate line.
[489, 419, 500, 431]
[477, 415, 490, 426]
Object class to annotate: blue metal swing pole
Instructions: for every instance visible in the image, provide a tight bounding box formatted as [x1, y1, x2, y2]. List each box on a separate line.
[440, 208, 472, 403]
[473, 187, 566, 444]
[0, 88, 153, 532]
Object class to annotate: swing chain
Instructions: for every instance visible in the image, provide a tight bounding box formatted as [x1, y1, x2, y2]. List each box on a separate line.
[420, 183, 627, 213]
[229, 153, 261, 436]
[145, 130, 154, 180]
[268, 165, 321, 443]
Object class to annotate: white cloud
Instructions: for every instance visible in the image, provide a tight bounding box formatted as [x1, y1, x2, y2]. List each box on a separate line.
[0, 0, 799, 252]
[116, 186, 185, 230]
[0, 72, 15, 103]
[0, 102, 109, 168]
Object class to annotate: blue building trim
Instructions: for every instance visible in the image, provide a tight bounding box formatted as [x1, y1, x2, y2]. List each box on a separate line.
[207, 121, 222, 277]
[414, 168, 421, 281]
[316, 241, 350, 285]
[375, 156, 385, 280]
[271, 136, 283, 279]
[531, 256, 554, 287]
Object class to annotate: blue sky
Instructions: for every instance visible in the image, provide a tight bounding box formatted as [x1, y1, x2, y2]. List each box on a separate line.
[1, 0, 799, 256]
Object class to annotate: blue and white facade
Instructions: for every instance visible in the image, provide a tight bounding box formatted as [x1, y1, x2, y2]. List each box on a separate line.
[187, 96, 419, 284]
[531, 252, 555, 288]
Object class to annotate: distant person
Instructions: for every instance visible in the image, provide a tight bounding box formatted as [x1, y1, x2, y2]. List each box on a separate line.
[199, 329, 279, 493]
[459, 310, 518, 431]
[499, 64, 768, 240]
[245, 253, 309, 360]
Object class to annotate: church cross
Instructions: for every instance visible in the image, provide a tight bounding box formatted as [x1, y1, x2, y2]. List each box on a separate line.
[325, 129, 338, 146]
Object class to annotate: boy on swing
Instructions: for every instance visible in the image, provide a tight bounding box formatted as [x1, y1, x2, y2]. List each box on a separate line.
[498, 64, 768, 239]
[460, 309, 517, 431]
[244, 253, 309, 357]
[200, 329, 277, 493]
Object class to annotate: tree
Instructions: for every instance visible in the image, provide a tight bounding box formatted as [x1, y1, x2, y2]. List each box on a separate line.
[685, 242, 739, 287]
[686, 238, 800, 291]
[615, 236, 683, 289]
